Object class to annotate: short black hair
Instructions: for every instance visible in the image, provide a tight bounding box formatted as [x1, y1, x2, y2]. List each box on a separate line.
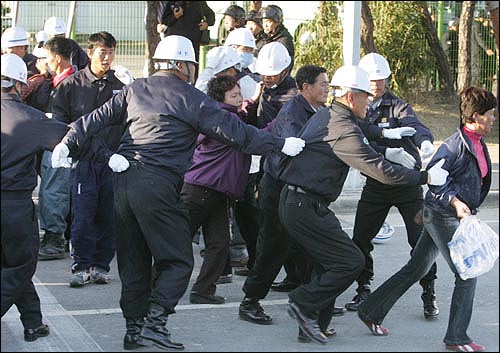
[207, 74, 240, 102]
[44, 36, 72, 60]
[295, 65, 327, 91]
[460, 86, 497, 124]
[87, 31, 116, 52]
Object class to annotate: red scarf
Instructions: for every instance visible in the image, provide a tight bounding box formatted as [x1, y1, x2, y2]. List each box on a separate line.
[463, 126, 488, 178]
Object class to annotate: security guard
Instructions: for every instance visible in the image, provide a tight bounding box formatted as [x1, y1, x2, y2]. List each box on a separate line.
[1, 53, 68, 342]
[278, 65, 448, 344]
[258, 5, 295, 64]
[344, 53, 440, 320]
[50, 35, 305, 351]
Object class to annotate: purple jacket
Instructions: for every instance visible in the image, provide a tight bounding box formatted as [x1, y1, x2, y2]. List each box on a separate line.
[184, 102, 251, 199]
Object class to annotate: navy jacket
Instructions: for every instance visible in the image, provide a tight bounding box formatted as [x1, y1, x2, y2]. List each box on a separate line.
[424, 127, 491, 216]
[61, 72, 285, 184]
[257, 75, 297, 129]
[1, 93, 68, 194]
[279, 101, 428, 203]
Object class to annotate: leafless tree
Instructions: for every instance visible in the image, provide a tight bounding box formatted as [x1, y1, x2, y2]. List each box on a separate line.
[457, 1, 475, 93]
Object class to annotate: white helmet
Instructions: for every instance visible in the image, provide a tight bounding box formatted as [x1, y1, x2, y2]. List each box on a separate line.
[330, 65, 372, 96]
[43, 17, 67, 36]
[32, 46, 47, 59]
[358, 52, 391, 80]
[153, 35, 197, 63]
[225, 28, 256, 49]
[206, 46, 241, 74]
[1, 53, 28, 87]
[1, 27, 30, 49]
[35, 30, 49, 44]
[255, 42, 291, 76]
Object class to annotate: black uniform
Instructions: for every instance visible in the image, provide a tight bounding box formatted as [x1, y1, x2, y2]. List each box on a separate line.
[278, 101, 428, 330]
[59, 71, 287, 321]
[1, 92, 68, 328]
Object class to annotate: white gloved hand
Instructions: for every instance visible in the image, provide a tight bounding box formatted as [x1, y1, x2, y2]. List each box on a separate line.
[113, 65, 134, 85]
[382, 127, 416, 139]
[427, 159, 449, 186]
[108, 154, 130, 172]
[385, 147, 416, 169]
[281, 137, 306, 157]
[420, 140, 435, 159]
[51, 143, 71, 168]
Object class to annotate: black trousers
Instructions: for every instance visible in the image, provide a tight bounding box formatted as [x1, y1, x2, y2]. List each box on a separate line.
[113, 163, 194, 319]
[279, 186, 365, 321]
[352, 183, 437, 288]
[181, 183, 230, 296]
[1, 196, 44, 329]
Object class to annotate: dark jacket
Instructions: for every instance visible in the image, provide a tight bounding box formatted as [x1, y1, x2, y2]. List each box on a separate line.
[52, 66, 125, 162]
[69, 39, 89, 71]
[61, 71, 285, 184]
[184, 102, 251, 199]
[264, 94, 318, 179]
[424, 127, 491, 216]
[257, 75, 297, 129]
[263, 24, 295, 62]
[1, 93, 68, 194]
[278, 101, 428, 203]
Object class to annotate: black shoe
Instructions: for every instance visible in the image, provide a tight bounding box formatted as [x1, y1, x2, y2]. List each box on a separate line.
[332, 306, 346, 316]
[345, 285, 371, 311]
[24, 324, 49, 342]
[239, 298, 273, 325]
[271, 279, 299, 292]
[298, 326, 336, 343]
[421, 282, 439, 319]
[215, 274, 233, 284]
[234, 267, 251, 276]
[189, 292, 225, 304]
[38, 232, 65, 260]
[140, 303, 184, 350]
[287, 301, 327, 345]
[124, 318, 146, 350]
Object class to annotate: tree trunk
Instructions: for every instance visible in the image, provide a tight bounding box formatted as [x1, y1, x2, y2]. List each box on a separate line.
[145, 1, 161, 77]
[417, 1, 454, 96]
[360, 1, 377, 54]
[457, 1, 475, 93]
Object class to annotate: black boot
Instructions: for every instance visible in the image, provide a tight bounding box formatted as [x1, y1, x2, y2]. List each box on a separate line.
[421, 280, 439, 319]
[345, 284, 370, 311]
[123, 317, 146, 350]
[239, 298, 273, 325]
[38, 232, 65, 260]
[140, 303, 185, 350]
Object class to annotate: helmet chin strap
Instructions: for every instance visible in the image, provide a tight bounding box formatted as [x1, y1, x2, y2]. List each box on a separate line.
[176, 62, 193, 85]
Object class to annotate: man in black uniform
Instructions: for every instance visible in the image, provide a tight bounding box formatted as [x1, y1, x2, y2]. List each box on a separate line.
[277, 65, 449, 344]
[50, 35, 306, 351]
[258, 5, 295, 65]
[1, 53, 68, 342]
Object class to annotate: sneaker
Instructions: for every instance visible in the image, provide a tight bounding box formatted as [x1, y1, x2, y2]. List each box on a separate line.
[69, 269, 91, 287]
[215, 274, 233, 284]
[91, 267, 110, 284]
[445, 342, 485, 352]
[345, 285, 371, 311]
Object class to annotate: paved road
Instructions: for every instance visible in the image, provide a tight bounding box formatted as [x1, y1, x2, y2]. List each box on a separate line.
[2, 206, 498, 352]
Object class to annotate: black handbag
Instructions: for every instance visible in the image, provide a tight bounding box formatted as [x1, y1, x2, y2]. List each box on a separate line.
[200, 28, 210, 46]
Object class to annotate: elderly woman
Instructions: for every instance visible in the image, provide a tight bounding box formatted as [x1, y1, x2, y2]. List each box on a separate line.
[358, 86, 497, 352]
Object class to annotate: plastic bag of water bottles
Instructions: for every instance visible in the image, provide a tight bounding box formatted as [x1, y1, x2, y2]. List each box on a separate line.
[448, 215, 499, 280]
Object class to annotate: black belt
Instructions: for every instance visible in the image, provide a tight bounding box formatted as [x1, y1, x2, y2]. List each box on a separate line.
[287, 185, 307, 194]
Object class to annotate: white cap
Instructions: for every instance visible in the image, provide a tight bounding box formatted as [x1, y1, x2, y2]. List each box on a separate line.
[206, 46, 241, 74]
[330, 65, 372, 96]
[35, 30, 49, 43]
[1, 27, 29, 49]
[1, 53, 28, 86]
[43, 17, 67, 36]
[255, 42, 291, 76]
[153, 35, 197, 63]
[32, 46, 47, 58]
[225, 28, 256, 49]
[358, 52, 391, 80]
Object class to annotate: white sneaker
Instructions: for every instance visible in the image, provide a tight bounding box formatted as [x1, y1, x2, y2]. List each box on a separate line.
[91, 267, 109, 284]
[69, 269, 91, 287]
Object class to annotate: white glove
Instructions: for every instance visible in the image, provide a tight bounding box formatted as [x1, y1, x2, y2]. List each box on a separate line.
[385, 147, 416, 169]
[108, 154, 130, 172]
[420, 140, 435, 160]
[113, 65, 134, 85]
[427, 159, 449, 186]
[382, 127, 416, 139]
[281, 137, 306, 157]
[51, 143, 71, 168]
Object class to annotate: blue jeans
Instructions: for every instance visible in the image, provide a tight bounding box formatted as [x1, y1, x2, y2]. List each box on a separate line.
[358, 206, 477, 345]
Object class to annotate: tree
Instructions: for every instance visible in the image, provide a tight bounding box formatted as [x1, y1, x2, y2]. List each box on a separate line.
[361, 1, 377, 54]
[416, 1, 454, 95]
[457, 1, 475, 92]
[145, 1, 161, 77]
